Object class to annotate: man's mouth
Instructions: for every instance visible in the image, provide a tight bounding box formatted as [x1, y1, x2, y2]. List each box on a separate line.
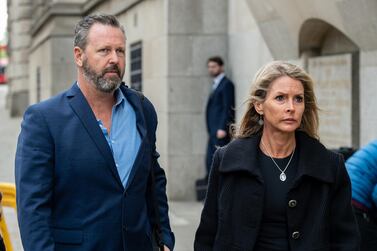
[103, 68, 120, 77]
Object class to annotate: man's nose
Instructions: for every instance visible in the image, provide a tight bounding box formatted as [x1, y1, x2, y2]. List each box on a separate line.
[109, 50, 119, 64]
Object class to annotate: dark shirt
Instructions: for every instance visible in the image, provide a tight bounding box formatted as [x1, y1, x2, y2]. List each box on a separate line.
[254, 145, 299, 251]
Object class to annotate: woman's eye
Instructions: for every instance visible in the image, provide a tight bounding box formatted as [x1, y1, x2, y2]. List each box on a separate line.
[275, 95, 284, 101]
[295, 96, 304, 103]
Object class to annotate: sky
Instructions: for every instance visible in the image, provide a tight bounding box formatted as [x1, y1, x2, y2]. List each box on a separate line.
[0, 0, 8, 43]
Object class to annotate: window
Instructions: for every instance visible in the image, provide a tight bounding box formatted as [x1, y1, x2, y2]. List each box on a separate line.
[130, 41, 142, 92]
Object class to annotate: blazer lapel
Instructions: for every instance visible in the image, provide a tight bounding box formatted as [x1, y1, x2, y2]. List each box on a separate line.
[120, 86, 148, 191]
[66, 83, 123, 188]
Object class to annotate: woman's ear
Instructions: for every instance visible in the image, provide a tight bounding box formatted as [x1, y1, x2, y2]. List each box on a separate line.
[254, 101, 263, 115]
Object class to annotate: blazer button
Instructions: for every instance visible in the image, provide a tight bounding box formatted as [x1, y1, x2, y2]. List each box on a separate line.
[292, 231, 300, 239]
[122, 225, 128, 231]
[288, 199, 297, 208]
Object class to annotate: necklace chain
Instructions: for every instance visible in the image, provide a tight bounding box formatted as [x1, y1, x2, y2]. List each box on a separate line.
[261, 140, 295, 181]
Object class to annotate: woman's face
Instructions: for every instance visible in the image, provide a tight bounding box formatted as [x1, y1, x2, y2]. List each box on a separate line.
[256, 76, 305, 135]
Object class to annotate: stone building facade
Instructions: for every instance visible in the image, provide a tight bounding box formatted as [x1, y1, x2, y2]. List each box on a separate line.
[6, 0, 377, 200]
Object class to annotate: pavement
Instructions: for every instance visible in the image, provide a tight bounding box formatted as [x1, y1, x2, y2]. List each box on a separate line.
[0, 85, 203, 250]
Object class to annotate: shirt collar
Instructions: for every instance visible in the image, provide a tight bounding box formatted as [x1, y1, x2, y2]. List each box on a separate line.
[114, 87, 125, 106]
[212, 73, 225, 89]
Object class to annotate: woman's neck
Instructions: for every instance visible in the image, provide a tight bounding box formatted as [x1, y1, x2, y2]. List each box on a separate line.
[260, 131, 296, 158]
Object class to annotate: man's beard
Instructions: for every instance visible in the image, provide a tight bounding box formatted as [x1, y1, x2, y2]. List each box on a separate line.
[209, 71, 222, 78]
[82, 58, 123, 93]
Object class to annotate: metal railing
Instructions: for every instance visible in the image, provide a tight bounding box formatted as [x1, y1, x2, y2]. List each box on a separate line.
[0, 183, 16, 251]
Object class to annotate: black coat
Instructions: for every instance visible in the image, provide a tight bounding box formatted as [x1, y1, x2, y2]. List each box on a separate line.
[194, 131, 360, 251]
[206, 76, 235, 137]
[0, 235, 4, 251]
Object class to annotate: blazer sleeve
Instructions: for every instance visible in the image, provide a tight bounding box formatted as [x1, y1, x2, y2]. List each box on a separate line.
[15, 105, 55, 251]
[143, 98, 175, 250]
[218, 80, 235, 132]
[194, 148, 221, 251]
[330, 154, 360, 251]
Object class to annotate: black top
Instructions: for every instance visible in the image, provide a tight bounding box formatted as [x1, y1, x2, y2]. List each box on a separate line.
[254, 144, 299, 251]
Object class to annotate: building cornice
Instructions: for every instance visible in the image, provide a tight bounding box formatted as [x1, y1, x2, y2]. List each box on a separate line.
[83, 0, 145, 16]
[31, 0, 146, 38]
[31, 2, 83, 37]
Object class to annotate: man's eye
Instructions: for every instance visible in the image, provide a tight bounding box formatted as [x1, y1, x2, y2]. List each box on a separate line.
[116, 49, 125, 55]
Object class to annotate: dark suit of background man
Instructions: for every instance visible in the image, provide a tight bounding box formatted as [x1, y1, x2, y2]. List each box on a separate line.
[15, 14, 174, 251]
[205, 56, 235, 178]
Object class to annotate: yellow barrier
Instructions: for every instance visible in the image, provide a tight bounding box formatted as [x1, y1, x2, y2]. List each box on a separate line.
[0, 183, 16, 251]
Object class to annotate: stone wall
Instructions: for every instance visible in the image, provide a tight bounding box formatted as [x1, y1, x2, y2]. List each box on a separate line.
[360, 50, 377, 145]
[308, 54, 353, 148]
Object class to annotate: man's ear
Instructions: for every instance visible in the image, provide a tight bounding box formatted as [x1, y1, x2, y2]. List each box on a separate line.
[254, 101, 264, 115]
[74, 47, 84, 67]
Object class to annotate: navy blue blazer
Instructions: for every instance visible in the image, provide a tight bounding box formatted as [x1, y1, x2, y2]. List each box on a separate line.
[206, 76, 235, 137]
[15, 83, 174, 251]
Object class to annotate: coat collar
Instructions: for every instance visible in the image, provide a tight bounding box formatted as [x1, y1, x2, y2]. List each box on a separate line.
[218, 131, 336, 184]
[66, 83, 148, 190]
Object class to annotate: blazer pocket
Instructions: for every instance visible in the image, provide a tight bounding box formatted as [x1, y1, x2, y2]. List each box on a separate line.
[52, 228, 83, 244]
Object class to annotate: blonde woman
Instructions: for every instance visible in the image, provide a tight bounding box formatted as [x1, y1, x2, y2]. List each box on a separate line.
[194, 61, 359, 251]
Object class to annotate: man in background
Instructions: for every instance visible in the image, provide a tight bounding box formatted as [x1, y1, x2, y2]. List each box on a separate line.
[205, 56, 235, 178]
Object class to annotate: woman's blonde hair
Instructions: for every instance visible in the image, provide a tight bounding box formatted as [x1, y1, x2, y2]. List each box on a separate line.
[235, 61, 319, 139]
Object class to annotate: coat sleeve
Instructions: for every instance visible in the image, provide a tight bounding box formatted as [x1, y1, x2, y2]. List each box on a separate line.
[0, 235, 5, 251]
[143, 98, 175, 250]
[152, 149, 175, 250]
[218, 81, 235, 132]
[330, 154, 360, 251]
[194, 148, 221, 251]
[15, 105, 55, 251]
[345, 140, 377, 208]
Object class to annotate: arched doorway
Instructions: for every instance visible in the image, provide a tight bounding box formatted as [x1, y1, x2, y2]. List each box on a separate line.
[299, 19, 360, 148]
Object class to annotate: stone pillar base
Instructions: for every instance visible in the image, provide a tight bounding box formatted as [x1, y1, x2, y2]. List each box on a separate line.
[9, 90, 29, 117]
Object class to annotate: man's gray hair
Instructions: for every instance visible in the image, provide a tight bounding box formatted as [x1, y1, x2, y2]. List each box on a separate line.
[74, 14, 125, 49]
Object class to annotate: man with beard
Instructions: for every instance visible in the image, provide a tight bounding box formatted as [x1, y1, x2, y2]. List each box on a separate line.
[15, 14, 174, 251]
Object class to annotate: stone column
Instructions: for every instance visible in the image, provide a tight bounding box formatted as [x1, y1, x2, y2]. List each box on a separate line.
[6, 0, 32, 117]
[166, 0, 228, 200]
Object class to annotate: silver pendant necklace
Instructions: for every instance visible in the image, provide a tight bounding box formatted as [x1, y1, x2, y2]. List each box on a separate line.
[261, 140, 295, 182]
